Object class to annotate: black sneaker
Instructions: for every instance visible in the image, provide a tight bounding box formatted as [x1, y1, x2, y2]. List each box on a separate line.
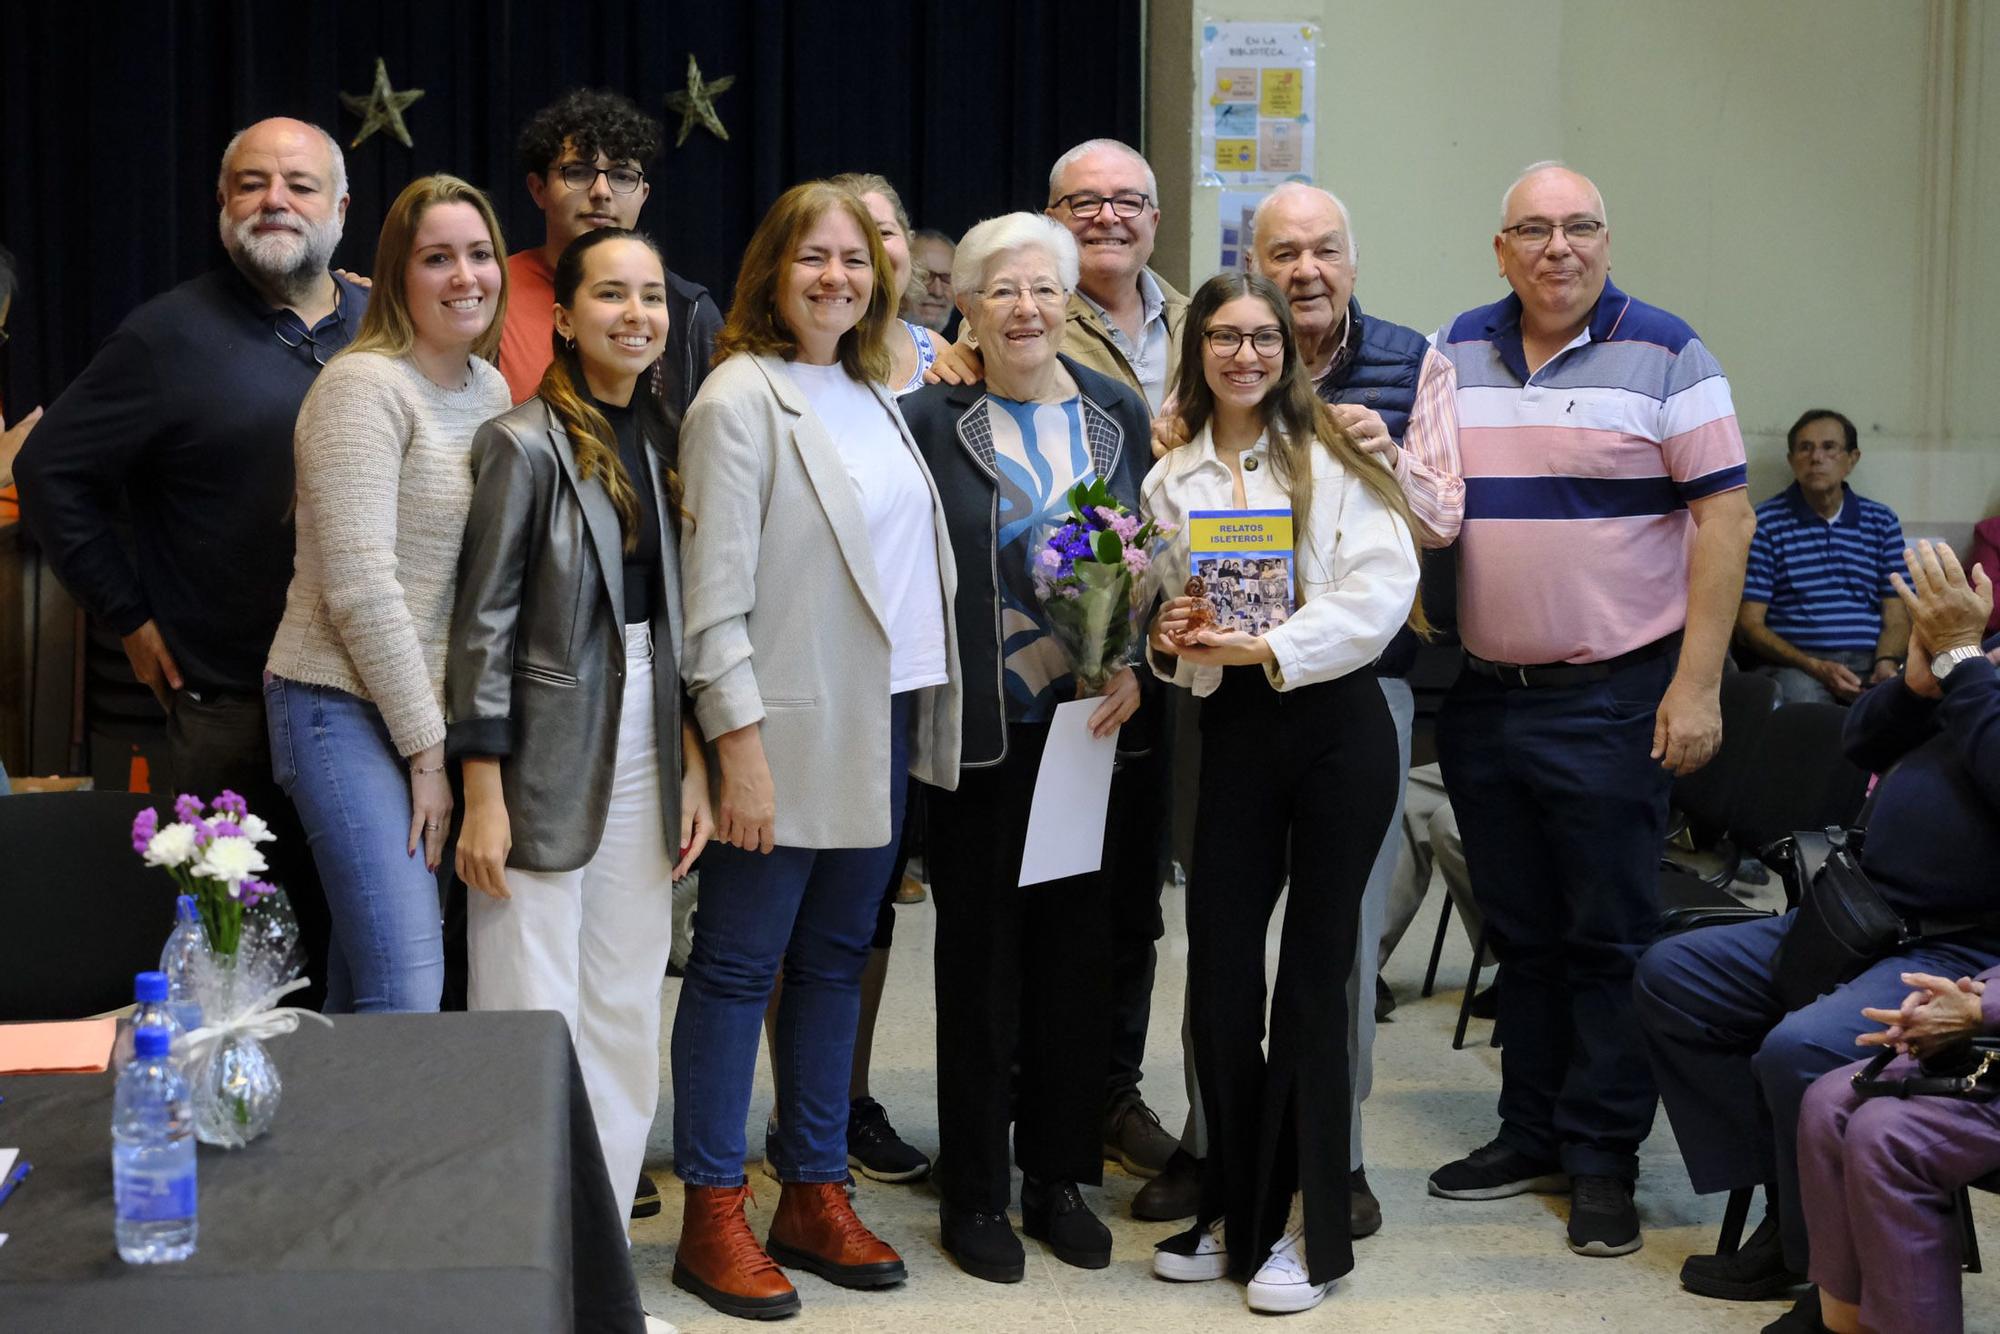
[1132, 1148, 1202, 1222]
[1429, 1138, 1569, 1200]
[846, 1097, 931, 1183]
[940, 1201, 1026, 1283]
[1681, 1211, 1805, 1300]
[632, 1171, 662, 1220]
[1468, 979, 1501, 1020]
[1103, 1096, 1178, 1177]
[1349, 1167, 1382, 1238]
[1021, 1176, 1111, 1270]
[1567, 1174, 1642, 1257]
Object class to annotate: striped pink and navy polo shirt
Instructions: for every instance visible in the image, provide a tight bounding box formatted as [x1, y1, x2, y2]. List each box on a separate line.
[1435, 279, 1747, 666]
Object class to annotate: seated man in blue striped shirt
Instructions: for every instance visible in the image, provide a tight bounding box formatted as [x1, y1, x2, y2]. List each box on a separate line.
[1736, 409, 1909, 703]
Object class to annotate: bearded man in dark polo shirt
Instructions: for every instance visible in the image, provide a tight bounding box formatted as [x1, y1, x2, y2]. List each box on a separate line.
[17, 117, 367, 1007]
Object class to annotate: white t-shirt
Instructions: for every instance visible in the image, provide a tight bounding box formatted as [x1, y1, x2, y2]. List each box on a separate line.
[786, 361, 949, 693]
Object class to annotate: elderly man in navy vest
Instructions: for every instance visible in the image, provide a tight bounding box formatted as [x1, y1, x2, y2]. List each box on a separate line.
[1247, 181, 1465, 1236]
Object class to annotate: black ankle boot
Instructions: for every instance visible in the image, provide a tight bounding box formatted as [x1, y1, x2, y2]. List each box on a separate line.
[1021, 1176, 1111, 1269]
[1680, 1211, 1805, 1301]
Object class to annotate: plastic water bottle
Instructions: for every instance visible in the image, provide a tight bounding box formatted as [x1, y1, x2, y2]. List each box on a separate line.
[113, 1025, 198, 1263]
[109, 971, 185, 1074]
[159, 895, 207, 1034]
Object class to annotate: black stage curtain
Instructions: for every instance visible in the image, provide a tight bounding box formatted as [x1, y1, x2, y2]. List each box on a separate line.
[0, 0, 1142, 409]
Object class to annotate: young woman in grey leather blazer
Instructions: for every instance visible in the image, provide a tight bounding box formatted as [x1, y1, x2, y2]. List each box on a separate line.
[445, 229, 712, 1234]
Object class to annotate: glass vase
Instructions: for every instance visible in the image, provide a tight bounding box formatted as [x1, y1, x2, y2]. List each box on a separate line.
[189, 953, 284, 1149]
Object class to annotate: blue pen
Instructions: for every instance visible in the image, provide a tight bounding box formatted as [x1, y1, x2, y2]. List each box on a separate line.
[0, 1159, 31, 1209]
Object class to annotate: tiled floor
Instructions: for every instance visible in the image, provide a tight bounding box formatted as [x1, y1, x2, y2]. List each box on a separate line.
[633, 874, 1999, 1332]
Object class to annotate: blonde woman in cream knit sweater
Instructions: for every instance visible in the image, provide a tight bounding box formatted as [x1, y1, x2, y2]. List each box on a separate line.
[265, 176, 511, 1013]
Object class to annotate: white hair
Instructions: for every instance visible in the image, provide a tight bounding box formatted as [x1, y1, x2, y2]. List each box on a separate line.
[951, 212, 1080, 297]
[1047, 138, 1158, 205]
[217, 120, 348, 202]
[1247, 182, 1358, 265]
[1500, 159, 1607, 228]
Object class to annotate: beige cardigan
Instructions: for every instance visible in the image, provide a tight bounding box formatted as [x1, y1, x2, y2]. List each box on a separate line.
[678, 353, 962, 849]
[267, 350, 510, 756]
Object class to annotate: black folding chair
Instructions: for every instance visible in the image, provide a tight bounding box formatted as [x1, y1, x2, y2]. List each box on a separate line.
[0, 791, 176, 1020]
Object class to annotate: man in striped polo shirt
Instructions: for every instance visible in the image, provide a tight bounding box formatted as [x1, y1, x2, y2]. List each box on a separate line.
[1423, 163, 1757, 1259]
[1737, 408, 1909, 704]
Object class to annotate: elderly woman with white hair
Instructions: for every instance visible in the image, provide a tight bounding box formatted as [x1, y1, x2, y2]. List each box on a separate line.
[902, 212, 1157, 1284]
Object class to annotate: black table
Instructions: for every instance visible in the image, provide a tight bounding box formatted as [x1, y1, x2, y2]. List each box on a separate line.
[0, 1011, 642, 1332]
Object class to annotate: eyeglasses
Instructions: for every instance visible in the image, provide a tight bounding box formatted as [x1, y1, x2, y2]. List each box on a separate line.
[975, 282, 1067, 309]
[552, 162, 646, 194]
[1049, 191, 1152, 221]
[1500, 219, 1606, 249]
[273, 320, 331, 367]
[1203, 327, 1285, 356]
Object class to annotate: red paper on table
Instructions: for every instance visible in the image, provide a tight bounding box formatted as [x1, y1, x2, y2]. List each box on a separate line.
[0, 1018, 117, 1074]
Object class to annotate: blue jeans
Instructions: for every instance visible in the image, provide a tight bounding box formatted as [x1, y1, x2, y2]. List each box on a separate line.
[1438, 651, 1675, 1180]
[265, 676, 443, 1014]
[670, 694, 911, 1186]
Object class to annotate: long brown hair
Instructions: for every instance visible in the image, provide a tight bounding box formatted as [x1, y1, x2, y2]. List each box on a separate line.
[713, 180, 895, 383]
[537, 228, 683, 553]
[1168, 270, 1430, 635]
[341, 175, 509, 364]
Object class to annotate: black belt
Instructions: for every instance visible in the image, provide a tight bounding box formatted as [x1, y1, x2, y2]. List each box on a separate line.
[1464, 632, 1681, 689]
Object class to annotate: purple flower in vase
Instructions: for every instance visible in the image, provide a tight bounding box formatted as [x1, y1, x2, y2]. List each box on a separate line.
[212, 790, 249, 819]
[131, 807, 159, 854]
[173, 793, 205, 825]
[238, 878, 275, 908]
[191, 818, 217, 847]
[211, 819, 244, 841]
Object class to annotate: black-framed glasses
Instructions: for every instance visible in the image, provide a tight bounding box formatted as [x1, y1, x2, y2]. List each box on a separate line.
[1203, 327, 1285, 356]
[1500, 218, 1606, 248]
[553, 162, 646, 194]
[274, 321, 331, 367]
[1050, 191, 1152, 221]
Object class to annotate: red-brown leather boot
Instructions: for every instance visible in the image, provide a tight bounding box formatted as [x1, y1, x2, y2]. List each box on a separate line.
[671, 1183, 801, 1320]
[766, 1180, 908, 1288]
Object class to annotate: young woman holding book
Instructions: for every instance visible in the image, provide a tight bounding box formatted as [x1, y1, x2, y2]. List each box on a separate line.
[265, 175, 511, 1014]
[445, 227, 712, 1231]
[1139, 270, 1422, 1314]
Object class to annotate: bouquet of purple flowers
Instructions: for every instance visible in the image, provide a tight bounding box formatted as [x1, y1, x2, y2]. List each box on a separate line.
[132, 790, 288, 959]
[1032, 479, 1175, 694]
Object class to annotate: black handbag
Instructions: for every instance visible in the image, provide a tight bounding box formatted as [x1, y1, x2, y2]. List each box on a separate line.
[1851, 1038, 2000, 1102]
[1768, 828, 1910, 1010]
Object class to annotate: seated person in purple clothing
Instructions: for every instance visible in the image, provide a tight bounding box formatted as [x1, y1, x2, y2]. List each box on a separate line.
[1792, 966, 1999, 1334]
[1635, 539, 1999, 1325]
[1737, 410, 1910, 705]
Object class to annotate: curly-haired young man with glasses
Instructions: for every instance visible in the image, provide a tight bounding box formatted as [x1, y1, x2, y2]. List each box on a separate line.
[499, 88, 722, 414]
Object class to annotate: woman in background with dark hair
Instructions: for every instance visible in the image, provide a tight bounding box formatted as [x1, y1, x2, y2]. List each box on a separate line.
[447, 226, 711, 1231]
[1142, 271, 1421, 1314]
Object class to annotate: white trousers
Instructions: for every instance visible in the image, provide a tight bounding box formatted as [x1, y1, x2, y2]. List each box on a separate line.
[469, 624, 674, 1231]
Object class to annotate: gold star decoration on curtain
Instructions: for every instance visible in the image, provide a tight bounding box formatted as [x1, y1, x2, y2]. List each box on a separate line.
[665, 54, 735, 146]
[340, 57, 425, 150]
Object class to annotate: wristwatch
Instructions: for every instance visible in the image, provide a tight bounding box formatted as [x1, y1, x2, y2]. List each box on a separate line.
[1932, 644, 1985, 682]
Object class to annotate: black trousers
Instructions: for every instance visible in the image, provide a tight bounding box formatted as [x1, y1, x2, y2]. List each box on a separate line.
[930, 720, 1115, 1212]
[165, 687, 331, 1012]
[1103, 740, 1168, 1110]
[1188, 668, 1396, 1285]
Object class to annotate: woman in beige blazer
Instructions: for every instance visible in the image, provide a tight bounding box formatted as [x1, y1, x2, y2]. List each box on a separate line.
[667, 180, 961, 1322]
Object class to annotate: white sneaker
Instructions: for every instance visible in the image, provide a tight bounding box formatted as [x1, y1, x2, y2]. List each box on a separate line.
[1246, 1224, 1332, 1313]
[1152, 1216, 1228, 1281]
